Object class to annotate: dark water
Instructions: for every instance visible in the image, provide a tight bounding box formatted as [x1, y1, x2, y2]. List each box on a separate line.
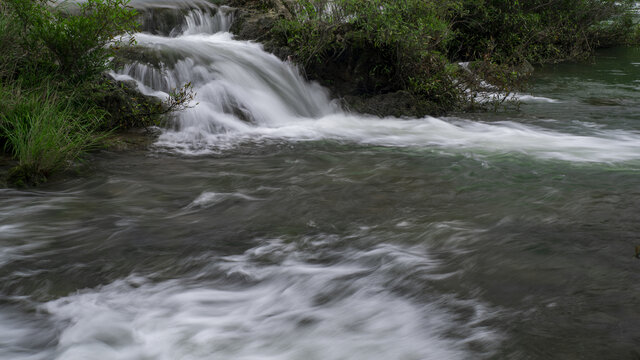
[2, 6, 640, 359]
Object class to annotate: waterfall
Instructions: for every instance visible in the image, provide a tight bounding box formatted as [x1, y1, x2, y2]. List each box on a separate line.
[113, 1, 640, 162]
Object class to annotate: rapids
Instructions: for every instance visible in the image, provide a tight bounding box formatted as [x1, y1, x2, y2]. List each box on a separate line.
[1, 1, 640, 359]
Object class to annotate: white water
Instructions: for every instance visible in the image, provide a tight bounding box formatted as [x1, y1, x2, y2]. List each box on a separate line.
[178, 7, 234, 36]
[3, 238, 497, 360]
[112, 6, 640, 163]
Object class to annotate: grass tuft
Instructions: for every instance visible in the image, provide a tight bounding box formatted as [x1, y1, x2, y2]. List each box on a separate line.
[0, 83, 106, 185]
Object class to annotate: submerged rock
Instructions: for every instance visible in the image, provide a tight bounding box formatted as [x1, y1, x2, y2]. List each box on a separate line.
[112, 45, 188, 70]
[100, 128, 161, 152]
[342, 91, 444, 118]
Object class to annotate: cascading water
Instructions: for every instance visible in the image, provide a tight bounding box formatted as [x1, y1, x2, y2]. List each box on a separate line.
[114, 2, 640, 163]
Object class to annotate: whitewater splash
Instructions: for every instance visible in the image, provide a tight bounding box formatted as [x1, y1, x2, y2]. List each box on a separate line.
[113, 2, 640, 163]
[2, 237, 499, 360]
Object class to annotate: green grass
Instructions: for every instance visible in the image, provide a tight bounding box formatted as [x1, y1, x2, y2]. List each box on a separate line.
[0, 83, 106, 185]
[0, 0, 174, 186]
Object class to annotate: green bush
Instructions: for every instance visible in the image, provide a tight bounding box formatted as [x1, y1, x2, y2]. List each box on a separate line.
[276, 0, 463, 109]
[277, 0, 639, 112]
[0, 0, 198, 186]
[0, 8, 25, 81]
[447, 0, 637, 64]
[0, 0, 142, 185]
[278, 0, 453, 64]
[3, 0, 138, 83]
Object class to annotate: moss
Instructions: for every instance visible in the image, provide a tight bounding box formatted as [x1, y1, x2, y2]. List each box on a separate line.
[84, 75, 165, 130]
[6, 164, 47, 188]
[342, 91, 445, 118]
[99, 128, 160, 152]
[111, 46, 188, 70]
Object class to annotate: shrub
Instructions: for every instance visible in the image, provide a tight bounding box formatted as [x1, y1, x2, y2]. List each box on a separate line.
[276, 0, 463, 109]
[3, 0, 138, 83]
[0, 6, 25, 81]
[0, 0, 197, 185]
[277, 0, 638, 112]
[447, 0, 638, 64]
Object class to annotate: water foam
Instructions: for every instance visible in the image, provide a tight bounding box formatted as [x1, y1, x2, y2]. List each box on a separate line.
[40, 239, 498, 359]
[186, 191, 259, 208]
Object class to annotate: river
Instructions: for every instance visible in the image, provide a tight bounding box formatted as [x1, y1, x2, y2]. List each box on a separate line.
[1, 2, 639, 359]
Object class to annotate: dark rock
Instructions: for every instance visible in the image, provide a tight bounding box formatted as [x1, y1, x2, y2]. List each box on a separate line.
[112, 46, 188, 71]
[342, 91, 444, 118]
[138, 7, 191, 36]
[100, 128, 160, 152]
[5, 165, 47, 188]
[228, 0, 293, 57]
[90, 74, 165, 130]
[0, 153, 18, 188]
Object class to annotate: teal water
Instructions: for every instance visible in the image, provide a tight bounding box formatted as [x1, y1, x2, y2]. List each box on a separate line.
[1, 10, 640, 359]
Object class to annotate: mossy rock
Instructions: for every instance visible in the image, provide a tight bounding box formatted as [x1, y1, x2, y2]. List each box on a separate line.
[112, 46, 187, 71]
[86, 75, 165, 130]
[6, 165, 47, 188]
[134, 2, 219, 36]
[342, 91, 444, 118]
[0, 153, 17, 188]
[100, 128, 160, 152]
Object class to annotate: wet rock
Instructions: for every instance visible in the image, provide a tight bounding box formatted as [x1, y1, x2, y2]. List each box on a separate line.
[228, 0, 292, 58]
[100, 128, 160, 152]
[139, 7, 191, 36]
[342, 91, 444, 118]
[0, 153, 18, 188]
[232, 10, 279, 42]
[91, 74, 165, 130]
[133, 0, 219, 36]
[5, 165, 47, 188]
[112, 46, 187, 70]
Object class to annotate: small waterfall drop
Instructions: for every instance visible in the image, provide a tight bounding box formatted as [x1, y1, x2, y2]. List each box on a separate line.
[114, 1, 640, 162]
[178, 7, 234, 36]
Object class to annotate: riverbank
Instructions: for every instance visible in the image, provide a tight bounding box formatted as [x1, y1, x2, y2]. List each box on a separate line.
[0, 76, 169, 187]
[0, 0, 194, 187]
[230, 0, 640, 116]
[1, 0, 639, 187]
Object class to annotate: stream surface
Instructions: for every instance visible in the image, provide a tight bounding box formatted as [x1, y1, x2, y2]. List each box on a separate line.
[1, 2, 640, 359]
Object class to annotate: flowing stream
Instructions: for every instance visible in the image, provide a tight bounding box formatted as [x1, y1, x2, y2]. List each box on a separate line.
[2, 2, 640, 359]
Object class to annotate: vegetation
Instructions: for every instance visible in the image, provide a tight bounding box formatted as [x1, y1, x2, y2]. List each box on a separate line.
[448, 0, 639, 64]
[273, 0, 460, 111]
[1, 0, 638, 185]
[0, 0, 192, 186]
[0, 82, 106, 186]
[1, 0, 138, 84]
[274, 0, 640, 113]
